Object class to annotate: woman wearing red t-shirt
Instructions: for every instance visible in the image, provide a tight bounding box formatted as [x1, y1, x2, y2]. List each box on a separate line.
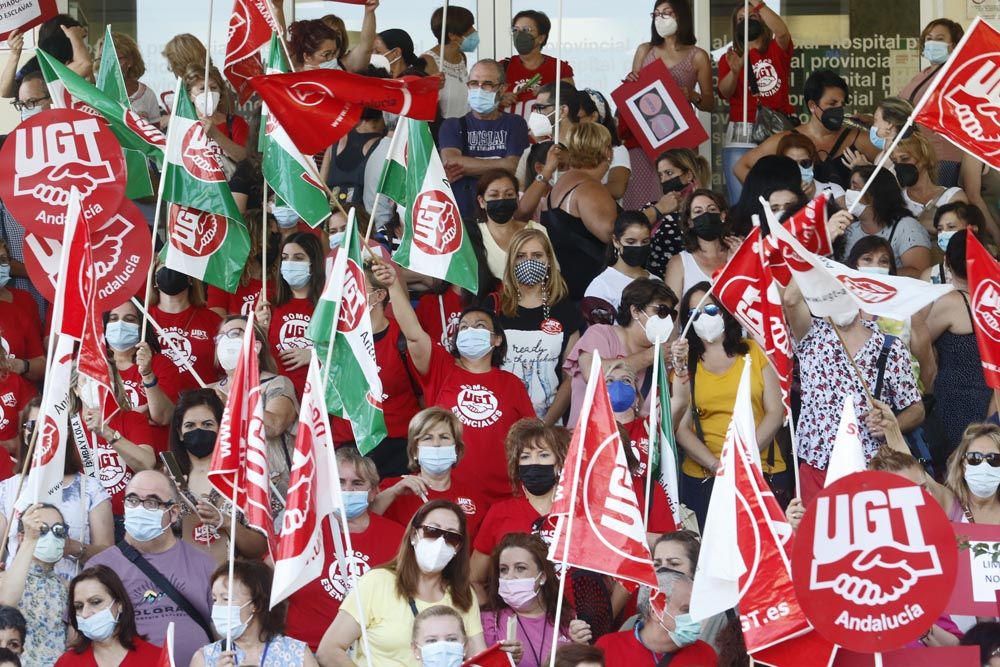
[55, 565, 163, 667]
[182, 64, 248, 167]
[257, 232, 326, 398]
[374, 407, 486, 540]
[501, 10, 574, 121]
[0, 240, 44, 382]
[376, 262, 535, 503]
[207, 209, 275, 318]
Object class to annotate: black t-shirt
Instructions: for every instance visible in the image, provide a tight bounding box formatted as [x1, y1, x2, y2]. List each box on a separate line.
[229, 159, 264, 207]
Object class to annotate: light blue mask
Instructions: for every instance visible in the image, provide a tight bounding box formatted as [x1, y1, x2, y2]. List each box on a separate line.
[76, 606, 119, 642]
[105, 320, 141, 352]
[455, 328, 493, 360]
[329, 231, 345, 250]
[419, 641, 465, 667]
[662, 610, 702, 647]
[281, 260, 311, 288]
[923, 40, 950, 64]
[33, 532, 65, 563]
[799, 164, 814, 184]
[419, 445, 458, 474]
[340, 490, 370, 519]
[460, 31, 480, 53]
[123, 505, 167, 542]
[468, 88, 497, 114]
[273, 206, 300, 229]
[869, 125, 886, 151]
[937, 229, 957, 252]
[0, 264, 10, 288]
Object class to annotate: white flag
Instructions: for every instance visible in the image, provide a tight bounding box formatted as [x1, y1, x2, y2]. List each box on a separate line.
[824, 396, 867, 487]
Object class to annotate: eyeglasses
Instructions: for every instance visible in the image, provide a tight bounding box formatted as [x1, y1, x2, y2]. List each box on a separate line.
[965, 452, 1000, 467]
[419, 524, 463, 548]
[650, 11, 673, 18]
[124, 494, 176, 511]
[645, 304, 675, 319]
[793, 159, 814, 169]
[688, 304, 721, 322]
[37, 522, 68, 539]
[511, 26, 537, 34]
[467, 80, 501, 92]
[11, 96, 50, 111]
[213, 328, 245, 343]
[531, 103, 554, 113]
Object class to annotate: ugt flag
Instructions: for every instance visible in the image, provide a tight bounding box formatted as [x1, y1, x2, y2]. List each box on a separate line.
[307, 212, 387, 455]
[548, 351, 658, 589]
[377, 119, 479, 293]
[966, 230, 1000, 388]
[161, 204, 250, 293]
[224, 0, 280, 103]
[914, 17, 1000, 171]
[647, 343, 681, 527]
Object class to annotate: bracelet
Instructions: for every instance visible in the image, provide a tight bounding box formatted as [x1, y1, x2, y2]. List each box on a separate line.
[142, 376, 159, 389]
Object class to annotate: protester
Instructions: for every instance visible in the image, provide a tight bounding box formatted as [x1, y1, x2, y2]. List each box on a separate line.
[777, 133, 845, 200]
[0, 240, 44, 383]
[183, 65, 248, 168]
[867, 97, 913, 161]
[960, 153, 1000, 242]
[1, 15, 91, 99]
[0, 607, 25, 656]
[585, 211, 658, 316]
[579, 89, 631, 202]
[319, 2, 378, 74]
[374, 28, 426, 78]
[554, 644, 606, 667]
[478, 169, 549, 280]
[728, 155, 802, 236]
[961, 621, 1000, 665]
[207, 211, 275, 318]
[423, 6, 476, 119]
[643, 149, 711, 277]
[893, 131, 968, 235]
[665, 190, 734, 302]
[99, 33, 161, 124]
[162, 33, 208, 79]
[502, 10, 575, 121]
[651, 531, 700, 576]
[922, 202, 984, 284]
[322, 105, 386, 208]
[288, 19, 344, 71]
[945, 424, 1000, 523]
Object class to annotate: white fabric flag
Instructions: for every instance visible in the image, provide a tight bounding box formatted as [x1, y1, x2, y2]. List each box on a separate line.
[824, 396, 867, 487]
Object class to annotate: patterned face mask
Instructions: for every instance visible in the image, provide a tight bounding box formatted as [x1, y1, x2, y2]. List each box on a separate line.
[514, 258, 548, 286]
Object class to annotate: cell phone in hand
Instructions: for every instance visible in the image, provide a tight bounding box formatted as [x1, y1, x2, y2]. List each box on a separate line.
[159, 452, 200, 513]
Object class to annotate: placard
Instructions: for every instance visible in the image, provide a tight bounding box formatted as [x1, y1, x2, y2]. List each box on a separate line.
[0, 0, 56, 42]
[948, 521, 1000, 616]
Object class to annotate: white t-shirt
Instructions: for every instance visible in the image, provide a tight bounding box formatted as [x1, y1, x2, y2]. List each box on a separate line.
[129, 82, 162, 124]
[584, 265, 658, 311]
[903, 186, 963, 217]
[426, 51, 470, 119]
[479, 220, 549, 279]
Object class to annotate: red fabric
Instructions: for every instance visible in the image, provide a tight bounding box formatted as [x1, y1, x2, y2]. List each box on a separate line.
[206, 278, 273, 317]
[379, 475, 486, 540]
[623, 418, 677, 534]
[473, 495, 547, 556]
[214, 115, 250, 147]
[149, 305, 222, 392]
[113, 354, 183, 451]
[0, 288, 44, 361]
[420, 344, 535, 503]
[267, 297, 315, 396]
[414, 290, 463, 348]
[717, 38, 795, 123]
[332, 318, 420, 442]
[285, 513, 404, 651]
[223, 0, 279, 103]
[503, 55, 575, 120]
[82, 410, 160, 514]
[965, 231, 1000, 388]
[55, 638, 164, 666]
[595, 632, 717, 667]
[0, 372, 35, 441]
[798, 461, 827, 507]
[0, 449, 11, 481]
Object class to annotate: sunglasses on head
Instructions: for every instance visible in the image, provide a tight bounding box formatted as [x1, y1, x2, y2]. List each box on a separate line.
[688, 304, 721, 321]
[419, 524, 463, 548]
[965, 452, 1000, 467]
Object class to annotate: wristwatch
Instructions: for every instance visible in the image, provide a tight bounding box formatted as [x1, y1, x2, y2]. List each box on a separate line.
[107, 430, 122, 445]
[535, 173, 555, 187]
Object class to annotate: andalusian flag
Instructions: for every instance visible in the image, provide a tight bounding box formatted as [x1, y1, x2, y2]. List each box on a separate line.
[261, 33, 330, 228]
[648, 344, 681, 527]
[162, 81, 243, 223]
[161, 204, 250, 293]
[96, 26, 154, 199]
[307, 212, 387, 455]
[37, 48, 165, 166]
[377, 119, 478, 292]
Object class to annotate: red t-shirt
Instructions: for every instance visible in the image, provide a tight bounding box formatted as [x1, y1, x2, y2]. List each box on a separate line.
[215, 115, 250, 147]
[420, 344, 535, 503]
[268, 297, 315, 396]
[0, 288, 44, 361]
[332, 318, 420, 442]
[503, 55, 575, 121]
[0, 372, 35, 440]
[285, 513, 404, 651]
[624, 419, 677, 535]
[0, 449, 12, 481]
[113, 354, 183, 450]
[379, 475, 486, 541]
[149, 305, 222, 392]
[414, 290, 464, 350]
[595, 631, 716, 667]
[717, 38, 795, 122]
[79, 410, 161, 514]
[473, 495, 553, 557]
[207, 278, 274, 317]
[55, 638, 163, 666]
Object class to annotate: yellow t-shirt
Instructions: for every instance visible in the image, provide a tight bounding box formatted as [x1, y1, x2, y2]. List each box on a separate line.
[681, 341, 786, 478]
[341, 567, 484, 666]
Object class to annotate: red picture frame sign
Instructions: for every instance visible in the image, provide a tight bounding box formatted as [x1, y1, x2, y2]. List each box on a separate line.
[611, 58, 708, 161]
[947, 522, 1000, 616]
[0, 0, 57, 42]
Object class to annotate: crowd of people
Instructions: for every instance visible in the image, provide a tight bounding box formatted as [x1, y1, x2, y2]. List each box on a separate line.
[3, 1, 1000, 666]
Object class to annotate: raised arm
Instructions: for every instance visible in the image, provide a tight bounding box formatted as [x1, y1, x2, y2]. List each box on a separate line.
[372, 260, 432, 375]
[342, 0, 379, 74]
[752, 0, 791, 50]
[780, 281, 813, 342]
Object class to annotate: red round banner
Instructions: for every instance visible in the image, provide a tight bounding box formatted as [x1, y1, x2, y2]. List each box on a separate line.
[0, 108, 126, 238]
[791, 471, 958, 653]
[24, 198, 152, 311]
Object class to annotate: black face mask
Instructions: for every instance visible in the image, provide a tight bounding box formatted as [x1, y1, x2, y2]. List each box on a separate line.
[817, 105, 845, 131]
[519, 464, 557, 496]
[619, 245, 651, 268]
[486, 198, 518, 224]
[181, 428, 217, 459]
[691, 212, 724, 241]
[894, 163, 919, 188]
[735, 18, 763, 43]
[661, 175, 685, 194]
[156, 267, 190, 296]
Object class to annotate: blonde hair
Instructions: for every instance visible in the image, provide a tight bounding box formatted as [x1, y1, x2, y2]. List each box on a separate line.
[406, 407, 465, 472]
[163, 34, 209, 79]
[411, 605, 466, 644]
[565, 122, 611, 170]
[97, 33, 146, 80]
[335, 446, 380, 491]
[876, 97, 914, 133]
[945, 423, 1000, 507]
[182, 64, 233, 115]
[500, 228, 568, 317]
[656, 148, 710, 189]
[895, 130, 938, 180]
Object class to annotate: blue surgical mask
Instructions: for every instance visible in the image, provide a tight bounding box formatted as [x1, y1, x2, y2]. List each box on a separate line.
[123, 505, 167, 542]
[419, 445, 458, 474]
[608, 380, 637, 413]
[419, 640, 465, 667]
[661, 610, 702, 647]
[211, 601, 252, 640]
[923, 40, 950, 64]
[468, 88, 497, 114]
[76, 606, 119, 642]
[0, 264, 10, 288]
[329, 231, 345, 250]
[460, 31, 480, 53]
[33, 532, 65, 563]
[272, 205, 299, 229]
[799, 164, 814, 184]
[281, 260, 311, 288]
[858, 265, 890, 275]
[937, 229, 957, 252]
[455, 328, 493, 360]
[340, 490, 370, 519]
[869, 125, 886, 151]
[105, 320, 141, 352]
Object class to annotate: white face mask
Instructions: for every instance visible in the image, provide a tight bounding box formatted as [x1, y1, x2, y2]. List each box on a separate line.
[413, 536, 457, 573]
[655, 16, 678, 38]
[858, 265, 890, 275]
[829, 309, 859, 328]
[844, 189, 866, 215]
[640, 311, 674, 345]
[370, 53, 392, 72]
[527, 111, 554, 139]
[192, 90, 220, 116]
[965, 463, 1000, 498]
[692, 312, 726, 342]
[217, 336, 243, 372]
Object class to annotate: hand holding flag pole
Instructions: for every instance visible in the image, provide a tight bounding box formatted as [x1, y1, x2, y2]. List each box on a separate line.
[130, 297, 209, 389]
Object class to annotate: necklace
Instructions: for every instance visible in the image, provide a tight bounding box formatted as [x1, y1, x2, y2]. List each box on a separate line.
[516, 613, 549, 666]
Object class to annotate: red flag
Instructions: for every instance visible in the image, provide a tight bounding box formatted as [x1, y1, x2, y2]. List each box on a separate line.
[762, 193, 833, 287]
[57, 203, 94, 341]
[548, 352, 658, 589]
[461, 643, 515, 667]
[208, 313, 274, 545]
[914, 18, 1000, 170]
[249, 70, 440, 155]
[224, 0, 280, 103]
[75, 221, 119, 422]
[966, 231, 1000, 388]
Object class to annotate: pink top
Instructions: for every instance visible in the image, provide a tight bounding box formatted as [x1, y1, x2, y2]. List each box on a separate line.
[641, 46, 699, 91]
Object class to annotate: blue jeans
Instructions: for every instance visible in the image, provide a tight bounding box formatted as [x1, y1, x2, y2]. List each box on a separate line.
[722, 145, 752, 206]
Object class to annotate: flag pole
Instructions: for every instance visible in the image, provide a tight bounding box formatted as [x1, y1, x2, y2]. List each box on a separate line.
[130, 297, 209, 389]
[262, 0, 294, 67]
[365, 127, 403, 246]
[140, 78, 183, 342]
[438, 0, 449, 70]
[643, 339, 660, 531]
[742, 0, 749, 127]
[321, 209, 356, 396]
[262, 180, 269, 306]
[0, 421, 42, 561]
[224, 478, 239, 651]
[336, 493, 374, 667]
[828, 316, 875, 405]
[553, 0, 564, 152]
[850, 17, 981, 215]
[679, 290, 712, 339]
[548, 352, 600, 667]
[203, 0, 214, 118]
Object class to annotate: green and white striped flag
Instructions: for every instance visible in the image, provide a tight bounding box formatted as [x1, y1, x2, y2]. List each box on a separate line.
[377, 119, 478, 293]
[648, 344, 682, 527]
[261, 33, 330, 228]
[163, 81, 244, 223]
[37, 48, 165, 166]
[160, 203, 250, 293]
[95, 26, 154, 199]
[308, 211, 387, 455]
